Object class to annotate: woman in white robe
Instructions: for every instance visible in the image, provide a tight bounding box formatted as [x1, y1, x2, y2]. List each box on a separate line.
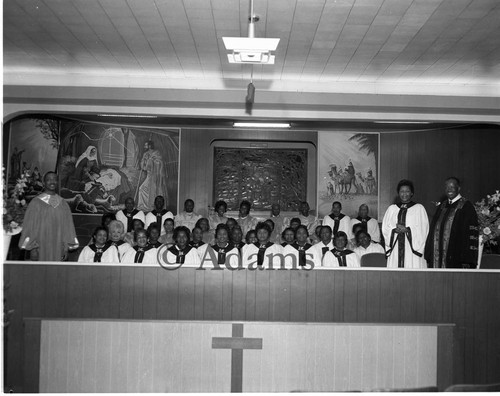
[158, 226, 201, 268]
[242, 222, 283, 269]
[382, 179, 429, 269]
[108, 220, 133, 261]
[353, 230, 385, 261]
[283, 225, 320, 270]
[204, 224, 240, 269]
[121, 229, 158, 264]
[78, 226, 119, 263]
[323, 231, 360, 268]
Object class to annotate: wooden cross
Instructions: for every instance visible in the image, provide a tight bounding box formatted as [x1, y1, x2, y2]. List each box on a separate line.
[212, 323, 263, 392]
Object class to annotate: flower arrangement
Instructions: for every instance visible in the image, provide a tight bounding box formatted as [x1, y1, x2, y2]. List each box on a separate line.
[3, 171, 29, 234]
[474, 190, 500, 246]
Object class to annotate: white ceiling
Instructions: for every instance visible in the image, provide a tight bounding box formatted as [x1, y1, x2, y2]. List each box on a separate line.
[4, 0, 500, 89]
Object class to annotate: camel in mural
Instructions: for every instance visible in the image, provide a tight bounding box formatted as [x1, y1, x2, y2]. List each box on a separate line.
[328, 161, 358, 194]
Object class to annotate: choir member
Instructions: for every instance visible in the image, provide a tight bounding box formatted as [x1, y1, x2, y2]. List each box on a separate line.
[174, 198, 201, 231]
[209, 200, 228, 230]
[158, 218, 175, 247]
[351, 204, 381, 243]
[78, 226, 119, 263]
[382, 179, 429, 269]
[289, 218, 301, 231]
[101, 212, 117, 230]
[425, 177, 479, 269]
[323, 231, 360, 268]
[309, 225, 322, 245]
[124, 218, 145, 246]
[281, 227, 296, 247]
[145, 195, 174, 234]
[207, 224, 240, 268]
[147, 223, 162, 248]
[353, 230, 385, 261]
[108, 220, 133, 260]
[190, 226, 209, 260]
[159, 226, 201, 267]
[115, 197, 145, 233]
[296, 201, 319, 235]
[195, 217, 214, 244]
[245, 230, 257, 245]
[312, 225, 334, 262]
[322, 201, 353, 240]
[242, 222, 283, 269]
[230, 225, 246, 255]
[225, 218, 238, 233]
[283, 225, 321, 269]
[348, 223, 364, 250]
[268, 203, 288, 244]
[237, 200, 258, 236]
[121, 229, 158, 264]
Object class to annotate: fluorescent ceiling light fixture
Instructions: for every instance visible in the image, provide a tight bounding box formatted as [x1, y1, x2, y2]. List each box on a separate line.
[223, 37, 280, 65]
[373, 121, 431, 124]
[97, 114, 158, 118]
[233, 122, 290, 128]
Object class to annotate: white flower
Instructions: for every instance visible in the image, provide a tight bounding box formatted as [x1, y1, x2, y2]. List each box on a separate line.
[483, 227, 491, 235]
[481, 209, 490, 215]
[20, 199, 26, 206]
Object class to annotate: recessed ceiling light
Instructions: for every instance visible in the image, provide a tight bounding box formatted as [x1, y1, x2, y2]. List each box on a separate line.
[233, 122, 290, 128]
[373, 121, 431, 124]
[97, 114, 157, 118]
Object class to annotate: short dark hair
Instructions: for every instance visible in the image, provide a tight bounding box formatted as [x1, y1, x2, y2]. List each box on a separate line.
[43, 171, 57, 183]
[215, 223, 230, 236]
[255, 221, 272, 236]
[147, 223, 161, 234]
[101, 213, 116, 226]
[132, 219, 145, 229]
[264, 219, 275, 231]
[334, 231, 348, 241]
[397, 179, 414, 194]
[290, 217, 301, 225]
[445, 176, 461, 186]
[214, 200, 228, 212]
[173, 226, 191, 241]
[321, 225, 332, 234]
[240, 200, 252, 209]
[355, 230, 371, 243]
[184, 198, 194, 205]
[93, 226, 108, 239]
[332, 201, 342, 209]
[296, 224, 309, 236]
[163, 218, 174, 225]
[281, 227, 295, 239]
[134, 228, 148, 242]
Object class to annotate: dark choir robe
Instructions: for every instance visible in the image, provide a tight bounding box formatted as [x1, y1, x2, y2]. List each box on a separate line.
[242, 242, 283, 268]
[209, 243, 239, 267]
[283, 242, 321, 269]
[78, 242, 119, 263]
[323, 248, 360, 268]
[425, 197, 479, 268]
[121, 245, 157, 264]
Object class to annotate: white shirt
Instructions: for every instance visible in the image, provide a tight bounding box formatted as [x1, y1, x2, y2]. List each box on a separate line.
[175, 211, 202, 231]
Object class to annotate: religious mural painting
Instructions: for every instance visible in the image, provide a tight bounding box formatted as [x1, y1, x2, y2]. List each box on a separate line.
[317, 131, 380, 219]
[58, 121, 180, 214]
[6, 117, 60, 203]
[213, 147, 308, 212]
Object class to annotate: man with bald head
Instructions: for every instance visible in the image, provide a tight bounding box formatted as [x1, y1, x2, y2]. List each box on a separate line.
[351, 204, 381, 243]
[19, 171, 79, 261]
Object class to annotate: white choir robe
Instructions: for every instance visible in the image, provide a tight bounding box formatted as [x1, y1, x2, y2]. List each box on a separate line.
[353, 242, 386, 261]
[191, 242, 209, 261]
[121, 246, 158, 264]
[382, 203, 429, 269]
[312, 240, 334, 265]
[322, 214, 353, 239]
[110, 240, 133, 262]
[323, 249, 360, 268]
[297, 214, 319, 235]
[351, 217, 381, 243]
[116, 209, 146, 232]
[78, 244, 119, 263]
[282, 243, 321, 269]
[237, 215, 259, 236]
[242, 242, 284, 269]
[146, 210, 175, 235]
[175, 211, 202, 232]
[159, 245, 201, 267]
[201, 244, 241, 269]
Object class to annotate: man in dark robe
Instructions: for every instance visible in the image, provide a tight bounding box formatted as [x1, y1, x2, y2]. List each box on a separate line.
[425, 177, 479, 269]
[19, 172, 79, 261]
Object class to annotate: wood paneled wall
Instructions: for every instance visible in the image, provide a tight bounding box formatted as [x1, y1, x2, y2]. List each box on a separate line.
[3, 264, 500, 391]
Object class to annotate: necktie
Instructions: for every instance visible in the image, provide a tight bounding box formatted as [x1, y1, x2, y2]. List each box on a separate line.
[134, 248, 145, 263]
[257, 244, 267, 266]
[321, 246, 329, 257]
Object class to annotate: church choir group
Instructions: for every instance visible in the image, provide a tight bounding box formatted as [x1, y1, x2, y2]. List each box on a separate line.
[77, 176, 479, 269]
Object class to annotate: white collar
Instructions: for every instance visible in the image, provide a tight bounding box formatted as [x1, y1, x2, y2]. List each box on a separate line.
[449, 194, 462, 204]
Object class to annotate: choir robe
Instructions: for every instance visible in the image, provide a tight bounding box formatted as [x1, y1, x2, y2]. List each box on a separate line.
[204, 243, 240, 268]
[322, 213, 353, 239]
[242, 242, 284, 269]
[382, 202, 429, 269]
[121, 245, 158, 264]
[19, 193, 79, 261]
[146, 210, 174, 234]
[160, 245, 201, 267]
[323, 248, 360, 268]
[268, 215, 288, 244]
[190, 241, 209, 261]
[297, 214, 319, 235]
[175, 211, 202, 231]
[351, 217, 381, 243]
[283, 243, 321, 269]
[237, 215, 259, 236]
[116, 209, 145, 233]
[354, 242, 386, 261]
[312, 240, 334, 265]
[424, 196, 479, 269]
[110, 240, 133, 262]
[78, 242, 119, 263]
